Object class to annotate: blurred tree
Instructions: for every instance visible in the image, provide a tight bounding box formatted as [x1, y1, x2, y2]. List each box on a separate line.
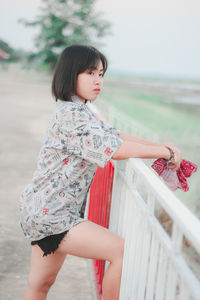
[19, 0, 111, 71]
[0, 40, 12, 57]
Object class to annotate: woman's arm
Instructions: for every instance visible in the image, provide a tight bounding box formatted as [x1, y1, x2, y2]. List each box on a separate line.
[112, 140, 182, 170]
[119, 132, 162, 147]
[112, 140, 170, 160]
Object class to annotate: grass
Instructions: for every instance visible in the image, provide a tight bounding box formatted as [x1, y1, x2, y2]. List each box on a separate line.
[101, 87, 200, 140]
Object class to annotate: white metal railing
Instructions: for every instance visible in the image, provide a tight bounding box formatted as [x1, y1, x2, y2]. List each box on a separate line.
[88, 100, 200, 300]
[108, 159, 200, 300]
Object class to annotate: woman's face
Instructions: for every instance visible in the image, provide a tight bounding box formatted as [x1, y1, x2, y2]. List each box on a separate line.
[76, 60, 104, 102]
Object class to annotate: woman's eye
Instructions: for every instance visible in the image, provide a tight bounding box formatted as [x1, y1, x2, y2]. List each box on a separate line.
[88, 71, 103, 77]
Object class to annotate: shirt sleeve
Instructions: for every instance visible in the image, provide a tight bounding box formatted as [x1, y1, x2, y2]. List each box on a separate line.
[98, 120, 121, 137]
[59, 105, 123, 168]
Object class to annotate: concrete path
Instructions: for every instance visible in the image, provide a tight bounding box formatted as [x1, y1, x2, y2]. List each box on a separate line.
[0, 65, 97, 300]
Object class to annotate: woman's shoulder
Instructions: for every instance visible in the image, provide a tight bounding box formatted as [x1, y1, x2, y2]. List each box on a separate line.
[56, 99, 84, 113]
[56, 98, 83, 108]
[56, 99, 92, 123]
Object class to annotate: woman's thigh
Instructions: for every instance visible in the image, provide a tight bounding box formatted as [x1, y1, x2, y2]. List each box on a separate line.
[57, 220, 124, 262]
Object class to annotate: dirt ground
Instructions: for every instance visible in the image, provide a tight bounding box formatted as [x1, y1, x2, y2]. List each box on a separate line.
[0, 65, 97, 300]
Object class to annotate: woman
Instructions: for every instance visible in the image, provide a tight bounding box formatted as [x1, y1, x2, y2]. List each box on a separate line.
[19, 44, 181, 300]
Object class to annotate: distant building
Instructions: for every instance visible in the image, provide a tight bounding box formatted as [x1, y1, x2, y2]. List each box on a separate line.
[0, 48, 10, 63]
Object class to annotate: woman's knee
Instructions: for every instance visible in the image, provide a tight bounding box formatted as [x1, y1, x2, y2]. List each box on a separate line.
[28, 244, 66, 293]
[109, 237, 125, 263]
[28, 272, 57, 293]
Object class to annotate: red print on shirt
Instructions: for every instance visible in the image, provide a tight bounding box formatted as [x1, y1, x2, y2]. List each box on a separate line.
[63, 158, 69, 164]
[104, 148, 112, 156]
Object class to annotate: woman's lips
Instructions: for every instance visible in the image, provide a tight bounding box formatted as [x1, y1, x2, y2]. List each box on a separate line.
[93, 89, 101, 93]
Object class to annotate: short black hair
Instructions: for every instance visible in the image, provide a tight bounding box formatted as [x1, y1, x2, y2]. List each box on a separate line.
[52, 44, 108, 102]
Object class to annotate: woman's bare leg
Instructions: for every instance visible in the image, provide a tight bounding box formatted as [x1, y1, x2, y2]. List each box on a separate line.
[23, 244, 66, 300]
[57, 220, 125, 300]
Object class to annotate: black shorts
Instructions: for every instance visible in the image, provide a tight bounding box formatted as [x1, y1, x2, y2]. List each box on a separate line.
[31, 230, 69, 257]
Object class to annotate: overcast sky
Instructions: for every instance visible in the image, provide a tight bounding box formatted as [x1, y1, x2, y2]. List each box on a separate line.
[0, 0, 200, 78]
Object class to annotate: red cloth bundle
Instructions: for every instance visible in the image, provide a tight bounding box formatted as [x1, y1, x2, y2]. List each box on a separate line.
[151, 159, 197, 192]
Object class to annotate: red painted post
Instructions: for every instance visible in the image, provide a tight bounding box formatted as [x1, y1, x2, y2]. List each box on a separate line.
[88, 161, 115, 300]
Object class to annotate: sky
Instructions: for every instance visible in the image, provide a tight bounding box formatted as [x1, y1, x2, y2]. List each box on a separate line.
[0, 0, 200, 78]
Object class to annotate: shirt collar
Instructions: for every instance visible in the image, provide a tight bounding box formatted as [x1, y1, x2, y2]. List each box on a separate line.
[71, 95, 86, 105]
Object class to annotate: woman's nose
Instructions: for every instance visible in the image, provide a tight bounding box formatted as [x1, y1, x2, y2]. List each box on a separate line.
[94, 75, 102, 85]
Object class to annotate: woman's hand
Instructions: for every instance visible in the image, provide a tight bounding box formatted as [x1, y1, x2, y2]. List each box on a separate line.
[162, 142, 182, 171]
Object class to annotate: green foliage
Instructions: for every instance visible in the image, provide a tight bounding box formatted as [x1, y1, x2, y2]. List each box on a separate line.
[0, 40, 12, 55]
[19, 0, 111, 71]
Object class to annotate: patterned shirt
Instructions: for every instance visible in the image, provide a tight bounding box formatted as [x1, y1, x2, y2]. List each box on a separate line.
[19, 95, 123, 241]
